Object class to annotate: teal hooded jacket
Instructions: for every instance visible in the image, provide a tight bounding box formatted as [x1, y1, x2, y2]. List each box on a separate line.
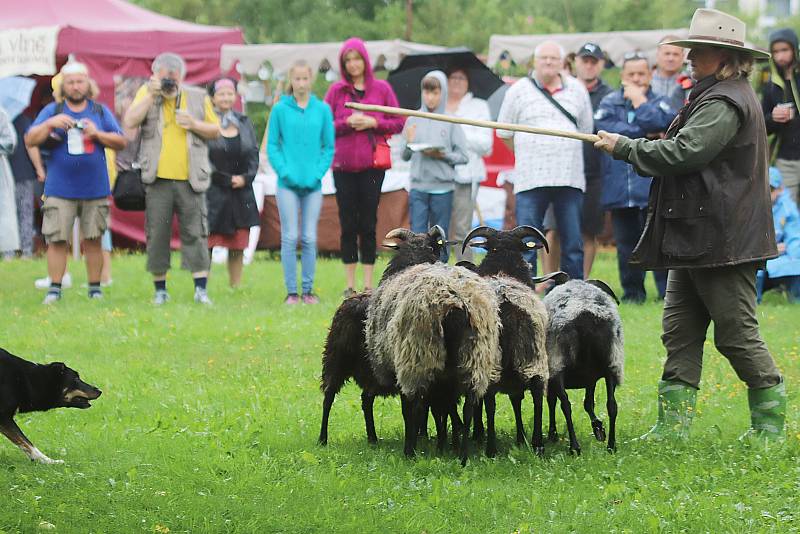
[267, 94, 335, 193]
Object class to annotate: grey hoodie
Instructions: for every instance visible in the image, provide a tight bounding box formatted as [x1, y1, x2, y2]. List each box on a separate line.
[401, 70, 468, 192]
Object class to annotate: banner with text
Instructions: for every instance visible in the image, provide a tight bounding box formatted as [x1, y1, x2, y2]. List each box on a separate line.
[0, 26, 58, 78]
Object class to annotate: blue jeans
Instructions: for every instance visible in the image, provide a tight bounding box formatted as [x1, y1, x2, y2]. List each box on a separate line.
[276, 187, 323, 295]
[515, 187, 584, 279]
[611, 207, 667, 302]
[409, 189, 453, 262]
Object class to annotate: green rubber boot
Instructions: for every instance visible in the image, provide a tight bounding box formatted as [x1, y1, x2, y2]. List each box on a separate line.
[638, 380, 698, 441]
[740, 380, 787, 444]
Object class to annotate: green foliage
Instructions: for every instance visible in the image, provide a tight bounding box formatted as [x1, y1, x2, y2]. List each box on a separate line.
[0, 253, 798, 532]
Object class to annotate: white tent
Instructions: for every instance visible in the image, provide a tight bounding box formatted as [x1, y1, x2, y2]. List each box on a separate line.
[488, 29, 691, 67]
[221, 39, 447, 78]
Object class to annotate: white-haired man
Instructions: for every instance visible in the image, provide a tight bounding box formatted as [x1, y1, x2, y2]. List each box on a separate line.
[496, 40, 593, 280]
[125, 52, 220, 305]
[26, 62, 127, 304]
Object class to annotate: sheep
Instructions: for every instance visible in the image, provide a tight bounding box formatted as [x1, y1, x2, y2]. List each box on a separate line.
[318, 226, 451, 446]
[365, 261, 502, 464]
[459, 225, 553, 457]
[542, 279, 624, 453]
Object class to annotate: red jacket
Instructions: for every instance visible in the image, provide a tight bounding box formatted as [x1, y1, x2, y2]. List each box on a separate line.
[324, 37, 405, 172]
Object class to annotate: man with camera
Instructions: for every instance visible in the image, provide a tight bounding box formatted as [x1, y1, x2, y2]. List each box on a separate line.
[124, 52, 220, 305]
[25, 61, 126, 305]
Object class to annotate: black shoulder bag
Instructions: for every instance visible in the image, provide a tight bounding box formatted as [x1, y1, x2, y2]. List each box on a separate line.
[530, 77, 578, 127]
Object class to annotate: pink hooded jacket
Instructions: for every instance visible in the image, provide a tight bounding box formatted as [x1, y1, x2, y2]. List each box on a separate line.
[324, 37, 405, 172]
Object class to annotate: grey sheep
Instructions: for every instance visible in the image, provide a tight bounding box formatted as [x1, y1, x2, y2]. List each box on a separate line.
[543, 279, 624, 453]
[365, 262, 502, 463]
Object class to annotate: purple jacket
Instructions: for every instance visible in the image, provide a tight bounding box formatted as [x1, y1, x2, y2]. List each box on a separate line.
[324, 37, 405, 172]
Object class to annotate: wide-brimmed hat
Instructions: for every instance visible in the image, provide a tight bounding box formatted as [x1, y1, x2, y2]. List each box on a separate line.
[665, 8, 770, 59]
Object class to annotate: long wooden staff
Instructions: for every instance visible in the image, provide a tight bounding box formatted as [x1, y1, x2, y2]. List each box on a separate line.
[345, 102, 600, 144]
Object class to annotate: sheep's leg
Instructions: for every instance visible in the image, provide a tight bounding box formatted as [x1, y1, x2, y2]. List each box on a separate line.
[449, 404, 463, 451]
[418, 404, 430, 439]
[605, 375, 618, 452]
[431, 401, 448, 453]
[460, 399, 475, 466]
[485, 394, 498, 458]
[361, 392, 378, 444]
[318, 390, 335, 445]
[401, 395, 418, 458]
[584, 382, 606, 442]
[509, 392, 527, 446]
[547, 385, 559, 442]
[554, 380, 580, 455]
[530, 379, 545, 456]
[472, 398, 485, 441]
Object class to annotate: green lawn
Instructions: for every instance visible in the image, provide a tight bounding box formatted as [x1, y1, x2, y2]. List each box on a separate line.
[0, 251, 798, 533]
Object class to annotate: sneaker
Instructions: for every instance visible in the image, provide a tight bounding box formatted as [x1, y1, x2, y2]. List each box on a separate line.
[342, 287, 357, 298]
[43, 292, 61, 305]
[194, 287, 213, 306]
[302, 293, 320, 304]
[284, 293, 300, 305]
[89, 291, 104, 300]
[35, 272, 72, 290]
[153, 289, 170, 306]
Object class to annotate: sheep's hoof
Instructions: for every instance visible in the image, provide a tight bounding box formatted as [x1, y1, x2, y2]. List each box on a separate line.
[569, 446, 582, 456]
[366, 435, 378, 445]
[317, 435, 328, 446]
[592, 421, 606, 442]
[533, 446, 545, 457]
[404, 448, 416, 458]
[607, 443, 617, 453]
[460, 456, 468, 467]
[515, 433, 527, 446]
[548, 431, 559, 443]
[486, 444, 497, 458]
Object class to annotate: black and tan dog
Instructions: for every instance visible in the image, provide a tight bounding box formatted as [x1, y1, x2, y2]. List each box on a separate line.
[0, 348, 101, 464]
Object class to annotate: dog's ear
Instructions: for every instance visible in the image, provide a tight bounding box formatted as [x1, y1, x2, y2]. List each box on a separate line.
[48, 362, 67, 374]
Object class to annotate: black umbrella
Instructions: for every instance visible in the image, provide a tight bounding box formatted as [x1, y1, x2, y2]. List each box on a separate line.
[387, 48, 505, 111]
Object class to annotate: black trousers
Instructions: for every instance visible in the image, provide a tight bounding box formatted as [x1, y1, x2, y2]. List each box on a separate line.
[611, 207, 667, 301]
[333, 169, 385, 264]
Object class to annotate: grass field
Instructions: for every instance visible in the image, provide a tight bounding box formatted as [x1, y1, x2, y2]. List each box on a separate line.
[0, 251, 798, 533]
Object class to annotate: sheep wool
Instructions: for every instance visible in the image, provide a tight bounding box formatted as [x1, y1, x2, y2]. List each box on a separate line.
[543, 280, 625, 384]
[490, 275, 549, 384]
[366, 263, 502, 398]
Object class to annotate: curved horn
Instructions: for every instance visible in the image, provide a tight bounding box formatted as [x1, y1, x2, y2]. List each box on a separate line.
[510, 225, 550, 253]
[385, 228, 413, 241]
[462, 226, 498, 254]
[428, 225, 447, 243]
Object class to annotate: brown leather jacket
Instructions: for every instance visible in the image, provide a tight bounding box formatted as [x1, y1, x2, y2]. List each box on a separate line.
[624, 77, 778, 270]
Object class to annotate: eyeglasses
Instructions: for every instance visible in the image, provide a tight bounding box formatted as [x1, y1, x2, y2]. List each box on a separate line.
[623, 51, 648, 62]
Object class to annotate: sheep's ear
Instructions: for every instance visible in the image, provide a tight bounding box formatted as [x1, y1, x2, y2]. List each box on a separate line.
[586, 279, 620, 305]
[532, 271, 570, 285]
[456, 260, 478, 272]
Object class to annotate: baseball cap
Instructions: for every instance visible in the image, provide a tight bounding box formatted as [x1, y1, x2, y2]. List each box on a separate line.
[577, 42, 604, 60]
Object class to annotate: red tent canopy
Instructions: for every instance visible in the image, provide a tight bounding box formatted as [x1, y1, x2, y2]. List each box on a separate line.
[2, 0, 244, 108]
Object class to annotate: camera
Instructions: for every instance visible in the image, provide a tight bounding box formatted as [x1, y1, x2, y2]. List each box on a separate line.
[160, 77, 178, 93]
[75, 119, 87, 130]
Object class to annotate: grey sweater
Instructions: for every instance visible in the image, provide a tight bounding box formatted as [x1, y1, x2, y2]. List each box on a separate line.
[401, 70, 469, 192]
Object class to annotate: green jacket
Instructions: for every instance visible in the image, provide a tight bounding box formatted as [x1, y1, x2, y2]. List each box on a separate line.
[612, 76, 777, 270]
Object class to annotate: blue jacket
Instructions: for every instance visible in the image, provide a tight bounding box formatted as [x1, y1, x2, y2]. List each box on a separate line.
[595, 88, 677, 209]
[267, 94, 335, 193]
[765, 190, 800, 278]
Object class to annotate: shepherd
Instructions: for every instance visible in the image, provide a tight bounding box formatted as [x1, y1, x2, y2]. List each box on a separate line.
[594, 8, 787, 444]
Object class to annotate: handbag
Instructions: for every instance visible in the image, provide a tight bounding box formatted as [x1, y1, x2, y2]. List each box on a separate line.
[112, 168, 146, 211]
[372, 135, 392, 170]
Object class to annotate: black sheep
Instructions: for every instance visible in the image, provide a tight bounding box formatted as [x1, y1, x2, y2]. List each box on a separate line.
[318, 226, 450, 446]
[460, 225, 554, 457]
